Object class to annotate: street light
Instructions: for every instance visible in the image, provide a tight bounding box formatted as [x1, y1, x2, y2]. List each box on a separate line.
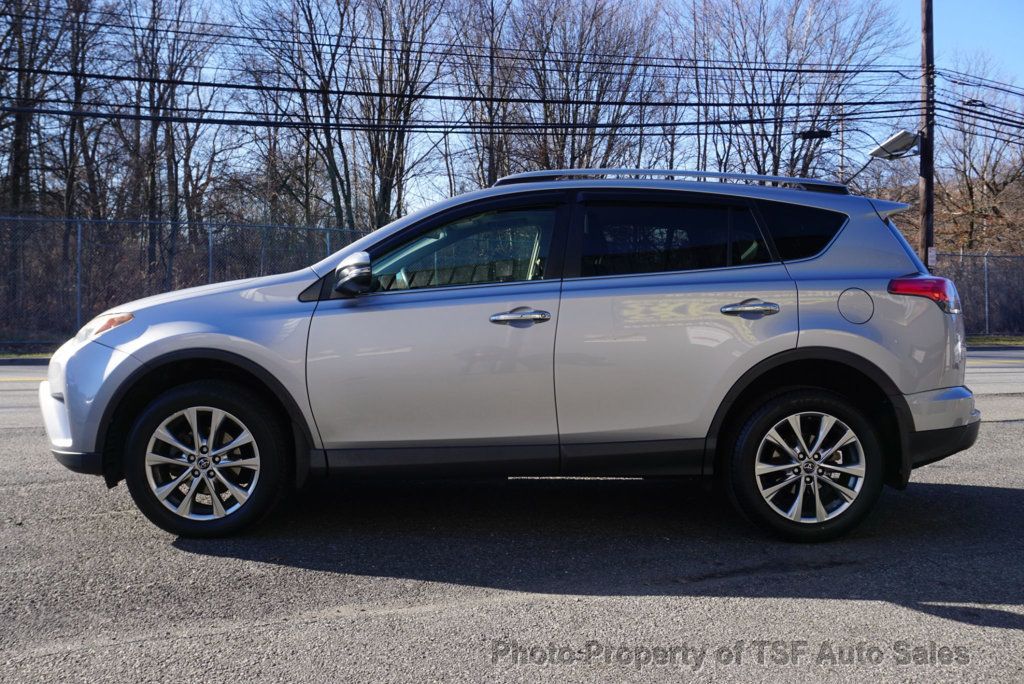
[868, 129, 920, 161]
[843, 129, 920, 184]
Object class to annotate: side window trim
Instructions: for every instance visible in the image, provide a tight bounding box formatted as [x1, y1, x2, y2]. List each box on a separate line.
[564, 189, 777, 280]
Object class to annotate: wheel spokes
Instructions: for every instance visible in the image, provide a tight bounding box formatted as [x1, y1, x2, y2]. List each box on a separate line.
[786, 415, 811, 455]
[145, 405, 260, 521]
[812, 480, 828, 522]
[208, 408, 226, 449]
[755, 461, 798, 475]
[154, 427, 194, 456]
[146, 452, 189, 467]
[175, 475, 202, 515]
[761, 473, 801, 499]
[756, 411, 865, 525]
[213, 468, 250, 504]
[808, 415, 836, 456]
[155, 468, 192, 501]
[211, 430, 254, 458]
[217, 456, 259, 471]
[787, 479, 807, 520]
[821, 427, 858, 458]
[207, 477, 227, 518]
[764, 428, 799, 460]
[820, 460, 866, 478]
[184, 407, 201, 451]
[819, 476, 859, 502]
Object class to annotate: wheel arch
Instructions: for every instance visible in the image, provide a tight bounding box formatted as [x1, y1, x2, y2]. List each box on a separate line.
[704, 347, 914, 488]
[97, 348, 320, 488]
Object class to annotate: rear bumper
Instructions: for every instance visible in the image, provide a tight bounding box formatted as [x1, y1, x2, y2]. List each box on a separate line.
[52, 450, 103, 475]
[907, 410, 981, 469]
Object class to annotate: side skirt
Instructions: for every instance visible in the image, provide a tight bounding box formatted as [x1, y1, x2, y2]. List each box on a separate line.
[319, 439, 706, 478]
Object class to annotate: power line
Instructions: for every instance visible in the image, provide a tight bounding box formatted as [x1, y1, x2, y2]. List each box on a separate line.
[0, 65, 923, 112]
[0, 104, 912, 135]
[3, 7, 923, 75]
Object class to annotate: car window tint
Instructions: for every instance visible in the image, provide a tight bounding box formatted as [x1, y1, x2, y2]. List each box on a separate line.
[755, 199, 848, 260]
[580, 202, 770, 277]
[372, 207, 556, 292]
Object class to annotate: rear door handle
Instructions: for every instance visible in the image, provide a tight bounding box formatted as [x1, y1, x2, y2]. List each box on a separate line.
[720, 299, 780, 316]
[489, 308, 552, 324]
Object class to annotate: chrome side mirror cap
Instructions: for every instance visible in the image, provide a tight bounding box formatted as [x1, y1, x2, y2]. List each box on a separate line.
[333, 251, 372, 297]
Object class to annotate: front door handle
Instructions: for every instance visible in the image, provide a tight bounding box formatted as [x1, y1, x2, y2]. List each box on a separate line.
[489, 308, 552, 324]
[720, 299, 780, 316]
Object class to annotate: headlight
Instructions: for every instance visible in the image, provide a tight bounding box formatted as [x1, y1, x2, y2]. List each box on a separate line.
[75, 312, 134, 342]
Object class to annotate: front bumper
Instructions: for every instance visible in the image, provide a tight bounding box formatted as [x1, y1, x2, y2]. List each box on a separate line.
[907, 410, 981, 469]
[39, 339, 143, 472]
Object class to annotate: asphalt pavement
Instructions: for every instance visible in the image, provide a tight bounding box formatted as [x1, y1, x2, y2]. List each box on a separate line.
[1, 352, 1023, 682]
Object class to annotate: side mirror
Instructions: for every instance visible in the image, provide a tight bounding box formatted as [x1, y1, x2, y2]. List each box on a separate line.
[333, 251, 372, 297]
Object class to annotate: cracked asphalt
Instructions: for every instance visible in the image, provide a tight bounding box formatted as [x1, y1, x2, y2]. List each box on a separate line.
[1, 352, 1023, 682]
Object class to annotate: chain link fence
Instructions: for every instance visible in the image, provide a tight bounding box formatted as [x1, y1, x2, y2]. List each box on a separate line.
[0, 216, 367, 350]
[932, 253, 1024, 336]
[2, 217, 1022, 350]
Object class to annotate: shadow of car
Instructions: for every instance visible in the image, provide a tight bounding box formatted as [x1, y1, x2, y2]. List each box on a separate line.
[174, 477, 1024, 630]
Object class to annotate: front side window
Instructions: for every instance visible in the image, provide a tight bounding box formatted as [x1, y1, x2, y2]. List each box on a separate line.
[579, 201, 771, 277]
[372, 207, 556, 292]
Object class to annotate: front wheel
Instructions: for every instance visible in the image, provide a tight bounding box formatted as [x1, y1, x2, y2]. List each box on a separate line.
[124, 380, 290, 537]
[727, 389, 884, 542]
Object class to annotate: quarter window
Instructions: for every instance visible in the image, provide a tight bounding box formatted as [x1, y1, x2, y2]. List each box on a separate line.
[371, 207, 556, 292]
[579, 201, 771, 277]
[755, 200, 848, 260]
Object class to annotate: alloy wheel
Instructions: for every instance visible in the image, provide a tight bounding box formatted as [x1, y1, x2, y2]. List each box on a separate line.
[144, 406, 261, 520]
[754, 411, 865, 524]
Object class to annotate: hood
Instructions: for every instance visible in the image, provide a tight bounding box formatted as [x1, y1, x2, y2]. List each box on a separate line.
[102, 268, 318, 315]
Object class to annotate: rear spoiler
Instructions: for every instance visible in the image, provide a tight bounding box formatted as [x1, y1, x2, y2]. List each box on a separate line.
[868, 199, 911, 218]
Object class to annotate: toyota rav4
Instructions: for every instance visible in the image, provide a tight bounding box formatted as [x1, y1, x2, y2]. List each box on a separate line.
[39, 169, 980, 541]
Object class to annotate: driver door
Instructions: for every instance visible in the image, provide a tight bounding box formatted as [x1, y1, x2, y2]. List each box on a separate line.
[306, 192, 569, 474]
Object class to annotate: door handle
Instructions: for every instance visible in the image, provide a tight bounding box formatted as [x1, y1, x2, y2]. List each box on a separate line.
[489, 308, 552, 324]
[720, 299, 780, 316]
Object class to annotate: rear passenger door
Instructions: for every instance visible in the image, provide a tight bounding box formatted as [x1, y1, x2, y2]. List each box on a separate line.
[553, 190, 799, 474]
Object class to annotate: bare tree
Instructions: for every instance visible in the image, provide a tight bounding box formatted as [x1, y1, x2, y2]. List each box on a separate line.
[353, 0, 445, 228]
[936, 57, 1024, 252]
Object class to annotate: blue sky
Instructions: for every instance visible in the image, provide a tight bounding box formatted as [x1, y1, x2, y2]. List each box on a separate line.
[893, 0, 1024, 81]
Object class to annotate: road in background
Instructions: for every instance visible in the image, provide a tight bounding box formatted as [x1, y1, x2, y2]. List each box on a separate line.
[967, 349, 1024, 422]
[0, 351, 1022, 682]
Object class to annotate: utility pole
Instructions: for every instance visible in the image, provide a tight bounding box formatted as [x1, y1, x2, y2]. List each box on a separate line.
[918, 0, 935, 267]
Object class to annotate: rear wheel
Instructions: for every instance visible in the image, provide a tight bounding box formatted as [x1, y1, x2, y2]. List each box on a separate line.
[124, 381, 289, 537]
[727, 389, 884, 541]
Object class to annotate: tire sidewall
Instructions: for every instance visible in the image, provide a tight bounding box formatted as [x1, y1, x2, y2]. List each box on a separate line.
[124, 381, 288, 537]
[729, 390, 884, 542]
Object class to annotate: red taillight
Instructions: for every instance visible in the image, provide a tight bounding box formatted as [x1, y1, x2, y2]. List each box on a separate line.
[887, 275, 961, 314]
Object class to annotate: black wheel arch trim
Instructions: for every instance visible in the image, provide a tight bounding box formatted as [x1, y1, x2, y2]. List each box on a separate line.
[702, 346, 914, 486]
[96, 348, 320, 486]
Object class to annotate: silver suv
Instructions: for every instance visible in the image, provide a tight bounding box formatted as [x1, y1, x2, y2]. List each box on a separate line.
[39, 169, 980, 541]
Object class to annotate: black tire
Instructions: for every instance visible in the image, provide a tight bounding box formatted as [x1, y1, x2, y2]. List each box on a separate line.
[124, 380, 290, 537]
[726, 389, 884, 542]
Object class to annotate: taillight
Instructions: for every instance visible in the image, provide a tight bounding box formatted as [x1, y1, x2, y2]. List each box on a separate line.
[887, 275, 961, 314]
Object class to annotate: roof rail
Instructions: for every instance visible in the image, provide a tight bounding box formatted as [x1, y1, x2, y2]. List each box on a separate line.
[493, 168, 849, 195]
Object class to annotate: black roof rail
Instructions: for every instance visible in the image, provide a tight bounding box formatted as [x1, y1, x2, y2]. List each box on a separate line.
[493, 168, 849, 195]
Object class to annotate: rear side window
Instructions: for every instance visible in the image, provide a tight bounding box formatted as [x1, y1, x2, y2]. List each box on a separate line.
[580, 202, 771, 277]
[755, 200, 847, 260]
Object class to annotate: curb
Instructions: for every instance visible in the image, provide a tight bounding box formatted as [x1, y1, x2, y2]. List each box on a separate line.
[0, 358, 50, 366]
[966, 346, 1024, 351]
